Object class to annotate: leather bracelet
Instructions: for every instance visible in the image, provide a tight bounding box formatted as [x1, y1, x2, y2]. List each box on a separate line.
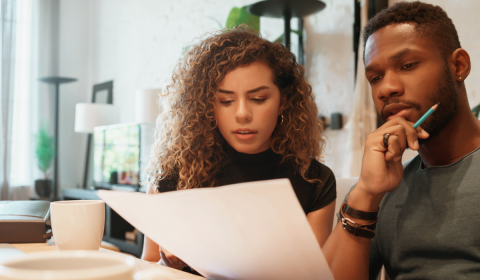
[339, 202, 377, 239]
[345, 203, 378, 220]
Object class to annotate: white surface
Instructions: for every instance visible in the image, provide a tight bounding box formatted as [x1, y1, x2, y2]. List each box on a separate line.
[0, 250, 135, 280]
[98, 179, 334, 280]
[50, 200, 105, 251]
[0, 244, 25, 264]
[135, 89, 161, 123]
[74, 103, 120, 133]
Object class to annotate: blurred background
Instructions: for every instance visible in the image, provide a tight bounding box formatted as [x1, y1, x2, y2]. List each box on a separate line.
[2, 0, 480, 201]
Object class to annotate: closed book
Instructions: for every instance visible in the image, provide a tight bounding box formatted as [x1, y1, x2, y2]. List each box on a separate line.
[0, 201, 50, 243]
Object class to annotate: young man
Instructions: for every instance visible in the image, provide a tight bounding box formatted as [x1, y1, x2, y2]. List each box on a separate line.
[323, 2, 480, 279]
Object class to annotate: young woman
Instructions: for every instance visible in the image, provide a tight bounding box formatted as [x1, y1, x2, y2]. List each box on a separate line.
[141, 26, 336, 272]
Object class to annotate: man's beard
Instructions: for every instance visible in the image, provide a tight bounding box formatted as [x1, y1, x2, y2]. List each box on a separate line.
[418, 62, 458, 144]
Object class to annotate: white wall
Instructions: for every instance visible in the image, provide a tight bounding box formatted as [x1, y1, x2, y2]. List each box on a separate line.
[57, 0, 90, 189]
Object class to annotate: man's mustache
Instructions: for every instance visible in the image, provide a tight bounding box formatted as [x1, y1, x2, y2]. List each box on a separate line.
[381, 98, 422, 120]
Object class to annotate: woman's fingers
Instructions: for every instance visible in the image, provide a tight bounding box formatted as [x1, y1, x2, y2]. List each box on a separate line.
[159, 247, 182, 266]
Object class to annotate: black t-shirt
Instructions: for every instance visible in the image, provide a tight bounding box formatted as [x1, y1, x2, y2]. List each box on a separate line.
[157, 147, 336, 214]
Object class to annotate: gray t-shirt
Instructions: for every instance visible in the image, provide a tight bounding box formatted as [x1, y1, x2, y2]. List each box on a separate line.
[366, 146, 480, 279]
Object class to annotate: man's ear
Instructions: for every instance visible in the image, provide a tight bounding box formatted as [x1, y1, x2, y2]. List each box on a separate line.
[279, 94, 287, 115]
[450, 48, 471, 82]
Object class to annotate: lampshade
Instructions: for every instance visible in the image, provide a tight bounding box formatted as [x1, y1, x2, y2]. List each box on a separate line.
[75, 103, 119, 133]
[135, 89, 160, 123]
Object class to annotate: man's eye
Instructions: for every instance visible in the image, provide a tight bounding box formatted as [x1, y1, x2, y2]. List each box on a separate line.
[401, 62, 417, 70]
[370, 76, 381, 84]
[252, 98, 266, 104]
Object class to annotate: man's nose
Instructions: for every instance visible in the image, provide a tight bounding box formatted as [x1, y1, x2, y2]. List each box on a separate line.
[376, 71, 404, 101]
[235, 99, 252, 123]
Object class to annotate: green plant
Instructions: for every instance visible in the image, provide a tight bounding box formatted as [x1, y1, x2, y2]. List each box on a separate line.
[34, 123, 55, 180]
[225, 6, 301, 44]
[182, 6, 300, 55]
[226, 6, 260, 32]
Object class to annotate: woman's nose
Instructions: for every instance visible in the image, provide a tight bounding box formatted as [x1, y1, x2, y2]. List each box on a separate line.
[235, 99, 252, 123]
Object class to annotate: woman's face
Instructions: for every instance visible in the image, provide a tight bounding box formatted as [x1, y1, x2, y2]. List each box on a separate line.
[214, 62, 286, 154]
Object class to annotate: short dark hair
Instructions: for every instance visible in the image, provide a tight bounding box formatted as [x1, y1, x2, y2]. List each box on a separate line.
[363, 1, 461, 60]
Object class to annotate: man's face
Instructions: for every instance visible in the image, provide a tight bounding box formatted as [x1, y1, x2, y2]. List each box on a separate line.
[364, 23, 458, 141]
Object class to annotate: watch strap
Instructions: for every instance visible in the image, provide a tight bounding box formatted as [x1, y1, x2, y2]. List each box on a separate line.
[345, 203, 378, 220]
[340, 202, 377, 239]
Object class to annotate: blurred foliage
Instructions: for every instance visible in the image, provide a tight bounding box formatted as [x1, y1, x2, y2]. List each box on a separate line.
[182, 6, 301, 55]
[226, 6, 260, 32]
[34, 122, 55, 180]
[472, 104, 480, 118]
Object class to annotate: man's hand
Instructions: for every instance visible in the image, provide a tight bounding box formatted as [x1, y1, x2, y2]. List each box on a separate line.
[158, 246, 188, 270]
[350, 116, 429, 210]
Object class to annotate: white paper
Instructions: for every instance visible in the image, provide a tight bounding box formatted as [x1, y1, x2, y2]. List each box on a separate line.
[98, 179, 334, 280]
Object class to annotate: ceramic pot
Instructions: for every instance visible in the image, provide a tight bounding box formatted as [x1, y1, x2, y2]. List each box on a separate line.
[34, 179, 52, 197]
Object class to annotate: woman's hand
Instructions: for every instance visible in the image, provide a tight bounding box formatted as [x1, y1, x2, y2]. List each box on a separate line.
[158, 246, 188, 270]
[350, 116, 429, 211]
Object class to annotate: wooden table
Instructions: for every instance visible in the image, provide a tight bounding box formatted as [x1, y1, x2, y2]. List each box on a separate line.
[10, 243, 205, 279]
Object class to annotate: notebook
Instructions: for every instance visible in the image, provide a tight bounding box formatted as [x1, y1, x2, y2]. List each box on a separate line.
[0, 201, 50, 243]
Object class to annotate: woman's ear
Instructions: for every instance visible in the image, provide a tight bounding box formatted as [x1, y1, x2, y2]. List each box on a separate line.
[450, 48, 471, 82]
[279, 94, 287, 115]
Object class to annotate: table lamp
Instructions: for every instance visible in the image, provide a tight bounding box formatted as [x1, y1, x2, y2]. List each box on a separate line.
[135, 89, 161, 124]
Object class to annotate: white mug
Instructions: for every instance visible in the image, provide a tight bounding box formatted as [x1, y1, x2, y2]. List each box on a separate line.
[50, 200, 105, 251]
[0, 251, 135, 280]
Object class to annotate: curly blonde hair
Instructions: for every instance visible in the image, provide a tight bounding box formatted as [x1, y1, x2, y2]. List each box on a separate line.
[146, 26, 325, 190]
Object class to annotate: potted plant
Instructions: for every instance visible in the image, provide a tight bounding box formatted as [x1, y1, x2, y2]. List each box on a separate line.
[34, 123, 55, 197]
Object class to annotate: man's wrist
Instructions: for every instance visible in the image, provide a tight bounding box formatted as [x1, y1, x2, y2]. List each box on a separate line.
[347, 181, 384, 212]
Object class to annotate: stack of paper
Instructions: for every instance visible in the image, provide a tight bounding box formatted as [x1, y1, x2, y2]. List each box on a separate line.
[98, 179, 333, 280]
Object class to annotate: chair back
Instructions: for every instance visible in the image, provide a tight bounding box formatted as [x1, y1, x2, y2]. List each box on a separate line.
[334, 177, 359, 229]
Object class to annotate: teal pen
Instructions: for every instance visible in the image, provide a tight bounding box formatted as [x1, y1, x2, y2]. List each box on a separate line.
[413, 103, 439, 128]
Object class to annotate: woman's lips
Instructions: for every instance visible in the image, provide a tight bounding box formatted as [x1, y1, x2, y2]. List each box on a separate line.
[233, 129, 256, 140]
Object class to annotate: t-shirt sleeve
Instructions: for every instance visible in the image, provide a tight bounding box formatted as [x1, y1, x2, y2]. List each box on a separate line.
[310, 162, 337, 212]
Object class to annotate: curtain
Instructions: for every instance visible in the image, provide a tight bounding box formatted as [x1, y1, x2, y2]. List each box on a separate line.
[9, 0, 37, 200]
[0, 0, 16, 200]
[3, 0, 58, 200]
[343, 0, 378, 177]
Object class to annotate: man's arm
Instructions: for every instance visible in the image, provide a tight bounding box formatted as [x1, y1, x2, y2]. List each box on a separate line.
[322, 116, 429, 280]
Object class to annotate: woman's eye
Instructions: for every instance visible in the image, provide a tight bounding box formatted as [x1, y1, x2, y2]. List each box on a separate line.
[220, 100, 234, 106]
[251, 98, 267, 104]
